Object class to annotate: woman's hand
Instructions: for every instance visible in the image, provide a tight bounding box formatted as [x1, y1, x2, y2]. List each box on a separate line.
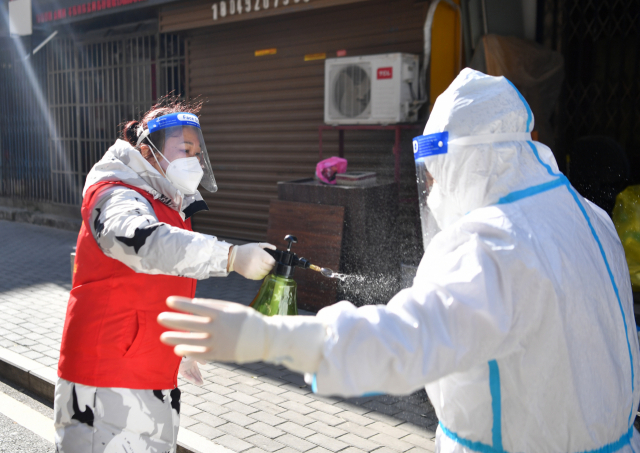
[228, 243, 276, 280]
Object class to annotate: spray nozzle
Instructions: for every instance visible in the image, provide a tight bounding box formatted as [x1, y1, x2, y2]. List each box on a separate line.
[264, 235, 338, 279]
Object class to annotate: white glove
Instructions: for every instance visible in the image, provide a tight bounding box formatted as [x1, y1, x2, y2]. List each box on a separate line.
[228, 243, 277, 280]
[158, 297, 327, 374]
[178, 356, 204, 385]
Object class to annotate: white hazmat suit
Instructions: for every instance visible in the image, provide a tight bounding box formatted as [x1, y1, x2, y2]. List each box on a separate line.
[159, 69, 640, 453]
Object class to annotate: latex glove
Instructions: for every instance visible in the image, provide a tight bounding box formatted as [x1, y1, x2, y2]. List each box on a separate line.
[228, 243, 276, 280]
[178, 356, 204, 385]
[158, 296, 327, 374]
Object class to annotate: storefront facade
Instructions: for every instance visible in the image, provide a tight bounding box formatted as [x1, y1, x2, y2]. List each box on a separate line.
[157, 0, 431, 241]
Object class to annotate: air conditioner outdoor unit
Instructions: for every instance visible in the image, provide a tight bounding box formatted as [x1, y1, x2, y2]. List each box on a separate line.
[324, 53, 420, 125]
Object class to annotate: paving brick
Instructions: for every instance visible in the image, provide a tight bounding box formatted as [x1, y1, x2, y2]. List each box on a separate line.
[253, 391, 287, 406]
[307, 411, 345, 427]
[334, 402, 372, 416]
[305, 421, 347, 439]
[279, 391, 314, 405]
[341, 448, 366, 453]
[406, 445, 436, 453]
[391, 412, 432, 428]
[244, 448, 269, 453]
[278, 383, 313, 396]
[181, 383, 210, 396]
[280, 401, 314, 415]
[226, 400, 260, 416]
[399, 431, 435, 449]
[308, 394, 343, 405]
[196, 401, 230, 416]
[253, 399, 287, 415]
[7, 345, 29, 354]
[275, 434, 316, 452]
[336, 433, 381, 451]
[257, 375, 289, 387]
[307, 401, 344, 416]
[29, 344, 50, 353]
[181, 392, 206, 407]
[306, 433, 349, 452]
[201, 392, 234, 406]
[41, 348, 60, 358]
[335, 421, 380, 440]
[363, 401, 402, 417]
[192, 411, 227, 428]
[367, 422, 412, 440]
[180, 404, 203, 417]
[211, 367, 240, 378]
[34, 356, 58, 366]
[214, 434, 254, 452]
[231, 375, 262, 387]
[229, 382, 262, 395]
[221, 410, 258, 427]
[395, 423, 436, 438]
[245, 434, 286, 452]
[218, 422, 255, 439]
[179, 414, 198, 428]
[22, 350, 43, 360]
[277, 421, 315, 439]
[188, 422, 225, 440]
[227, 391, 261, 406]
[368, 433, 414, 452]
[305, 447, 334, 453]
[279, 411, 317, 427]
[363, 412, 405, 427]
[209, 375, 238, 387]
[246, 421, 286, 439]
[202, 381, 235, 395]
[255, 382, 288, 395]
[248, 410, 287, 427]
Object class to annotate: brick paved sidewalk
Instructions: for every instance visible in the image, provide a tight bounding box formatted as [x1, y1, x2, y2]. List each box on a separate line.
[0, 219, 439, 453]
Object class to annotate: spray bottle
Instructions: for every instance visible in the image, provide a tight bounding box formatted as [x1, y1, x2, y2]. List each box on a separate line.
[250, 235, 336, 316]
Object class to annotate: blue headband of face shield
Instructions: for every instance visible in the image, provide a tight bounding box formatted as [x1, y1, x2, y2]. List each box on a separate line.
[413, 131, 534, 161]
[413, 132, 449, 160]
[147, 112, 201, 132]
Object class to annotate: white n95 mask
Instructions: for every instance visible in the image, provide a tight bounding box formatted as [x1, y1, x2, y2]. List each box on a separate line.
[165, 156, 204, 195]
[146, 139, 204, 195]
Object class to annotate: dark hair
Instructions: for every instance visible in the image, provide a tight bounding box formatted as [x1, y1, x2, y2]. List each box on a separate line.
[121, 95, 204, 152]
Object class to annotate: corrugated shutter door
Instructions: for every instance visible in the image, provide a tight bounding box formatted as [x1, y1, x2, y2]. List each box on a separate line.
[189, 0, 426, 241]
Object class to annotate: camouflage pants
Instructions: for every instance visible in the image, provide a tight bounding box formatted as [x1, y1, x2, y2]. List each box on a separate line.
[54, 378, 180, 453]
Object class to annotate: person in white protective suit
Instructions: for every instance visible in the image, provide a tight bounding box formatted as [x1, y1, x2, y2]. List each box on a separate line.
[157, 69, 640, 453]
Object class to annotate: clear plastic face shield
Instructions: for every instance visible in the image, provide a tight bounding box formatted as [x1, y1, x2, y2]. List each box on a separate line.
[413, 130, 534, 250]
[137, 112, 217, 194]
[413, 132, 448, 251]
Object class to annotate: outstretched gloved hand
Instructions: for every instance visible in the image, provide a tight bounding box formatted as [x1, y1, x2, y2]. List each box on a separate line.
[178, 356, 205, 386]
[228, 243, 277, 280]
[158, 297, 327, 374]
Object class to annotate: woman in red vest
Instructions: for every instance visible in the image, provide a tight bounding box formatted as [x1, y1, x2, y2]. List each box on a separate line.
[54, 99, 276, 453]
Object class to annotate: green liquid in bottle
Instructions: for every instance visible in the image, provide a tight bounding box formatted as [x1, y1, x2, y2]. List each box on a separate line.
[250, 274, 298, 316]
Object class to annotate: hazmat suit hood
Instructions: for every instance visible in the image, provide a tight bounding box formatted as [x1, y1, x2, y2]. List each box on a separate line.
[422, 68, 560, 229]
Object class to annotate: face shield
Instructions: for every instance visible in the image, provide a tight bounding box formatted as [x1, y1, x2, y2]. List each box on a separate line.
[137, 112, 217, 194]
[413, 130, 534, 248]
[413, 132, 448, 251]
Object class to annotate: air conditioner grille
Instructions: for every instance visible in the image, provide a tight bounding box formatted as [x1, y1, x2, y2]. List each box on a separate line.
[332, 64, 371, 118]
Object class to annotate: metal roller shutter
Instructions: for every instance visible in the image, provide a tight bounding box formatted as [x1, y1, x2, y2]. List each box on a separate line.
[186, 0, 427, 241]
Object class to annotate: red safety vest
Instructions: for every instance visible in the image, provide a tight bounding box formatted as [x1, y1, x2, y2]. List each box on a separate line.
[58, 181, 196, 389]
